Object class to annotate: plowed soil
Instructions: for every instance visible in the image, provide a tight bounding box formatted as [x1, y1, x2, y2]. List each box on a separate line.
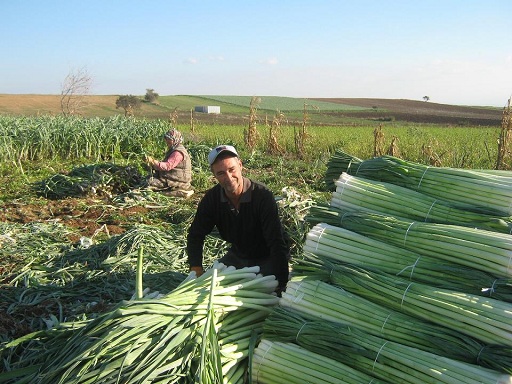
[311, 97, 503, 125]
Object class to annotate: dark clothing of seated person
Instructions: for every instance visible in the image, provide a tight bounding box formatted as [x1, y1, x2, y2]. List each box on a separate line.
[186, 145, 290, 293]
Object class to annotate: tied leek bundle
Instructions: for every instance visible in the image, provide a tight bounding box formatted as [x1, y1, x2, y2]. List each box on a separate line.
[263, 307, 512, 384]
[306, 204, 512, 279]
[332, 172, 512, 233]
[252, 339, 388, 384]
[281, 277, 512, 374]
[324, 150, 512, 216]
[293, 255, 512, 347]
[0, 263, 280, 384]
[304, 222, 512, 301]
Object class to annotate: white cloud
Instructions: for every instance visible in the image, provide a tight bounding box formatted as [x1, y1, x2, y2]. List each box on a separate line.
[208, 55, 225, 62]
[184, 58, 198, 64]
[259, 57, 278, 65]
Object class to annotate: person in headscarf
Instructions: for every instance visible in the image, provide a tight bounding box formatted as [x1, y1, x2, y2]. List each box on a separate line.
[145, 128, 193, 195]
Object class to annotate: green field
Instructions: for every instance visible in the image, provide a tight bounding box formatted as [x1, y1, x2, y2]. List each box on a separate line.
[1, 104, 511, 382]
[183, 95, 369, 112]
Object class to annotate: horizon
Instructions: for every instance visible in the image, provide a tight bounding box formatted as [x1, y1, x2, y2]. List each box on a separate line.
[1, 1, 511, 107]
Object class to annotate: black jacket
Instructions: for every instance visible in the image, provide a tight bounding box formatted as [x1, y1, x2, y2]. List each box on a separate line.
[187, 178, 289, 273]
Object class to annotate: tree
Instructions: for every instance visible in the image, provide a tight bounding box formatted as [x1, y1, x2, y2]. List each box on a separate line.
[423, 96, 430, 102]
[60, 67, 92, 116]
[115, 95, 141, 116]
[144, 89, 159, 103]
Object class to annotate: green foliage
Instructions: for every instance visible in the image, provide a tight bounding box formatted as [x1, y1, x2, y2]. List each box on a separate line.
[115, 95, 142, 115]
[144, 89, 159, 103]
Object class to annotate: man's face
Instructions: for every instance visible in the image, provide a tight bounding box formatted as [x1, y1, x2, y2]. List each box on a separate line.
[211, 156, 243, 196]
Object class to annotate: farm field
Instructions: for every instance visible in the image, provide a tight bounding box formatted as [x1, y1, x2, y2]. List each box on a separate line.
[1, 95, 511, 382]
[0, 93, 504, 125]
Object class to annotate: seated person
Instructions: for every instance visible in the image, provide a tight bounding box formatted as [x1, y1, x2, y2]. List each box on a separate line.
[145, 128, 193, 197]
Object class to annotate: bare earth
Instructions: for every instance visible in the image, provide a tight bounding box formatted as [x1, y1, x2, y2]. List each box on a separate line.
[311, 97, 503, 125]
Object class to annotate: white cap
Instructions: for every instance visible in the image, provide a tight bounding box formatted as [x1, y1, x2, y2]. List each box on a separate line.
[208, 145, 239, 166]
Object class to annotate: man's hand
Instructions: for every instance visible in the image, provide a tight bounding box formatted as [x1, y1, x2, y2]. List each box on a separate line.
[190, 266, 204, 277]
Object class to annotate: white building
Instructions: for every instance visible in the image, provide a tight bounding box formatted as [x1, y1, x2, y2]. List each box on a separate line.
[194, 105, 221, 114]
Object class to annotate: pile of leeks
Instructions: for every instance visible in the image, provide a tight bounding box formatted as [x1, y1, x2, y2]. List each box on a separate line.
[252, 152, 512, 383]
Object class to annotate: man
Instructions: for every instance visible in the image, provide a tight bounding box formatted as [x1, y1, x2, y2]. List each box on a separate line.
[186, 144, 290, 292]
[145, 128, 193, 197]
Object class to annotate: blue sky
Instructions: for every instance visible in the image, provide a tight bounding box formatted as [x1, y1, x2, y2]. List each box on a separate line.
[1, 0, 511, 106]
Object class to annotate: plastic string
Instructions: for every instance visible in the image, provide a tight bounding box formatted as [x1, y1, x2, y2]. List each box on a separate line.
[481, 279, 498, 297]
[292, 280, 306, 304]
[417, 166, 430, 190]
[380, 313, 392, 333]
[314, 225, 327, 252]
[255, 341, 273, 383]
[404, 222, 416, 246]
[346, 159, 353, 174]
[400, 283, 414, 309]
[372, 341, 389, 371]
[336, 174, 349, 198]
[354, 161, 362, 176]
[424, 200, 437, 222]
[396, 256, 421, 280]
[476, 345, 486, 364]
[295, 321, 309, 343]
[340, 212, 350, 227]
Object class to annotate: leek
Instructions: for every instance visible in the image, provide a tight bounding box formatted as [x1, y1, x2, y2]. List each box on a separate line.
[304, 222, 512, 301]
[252, 339, 388, 384]
[281, 277, 512, 374]
[324, 150, 512, 216]
[306, 204, 512, 279]
[0, 263, 279, 383]
[332, 172, 512, 233]
[293, 255, 512, 347]
[264, 306, 512, 384]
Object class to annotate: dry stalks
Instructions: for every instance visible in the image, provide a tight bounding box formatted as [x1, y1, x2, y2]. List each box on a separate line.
[422, 142, 442, 166]
[387, 136, 401, 158]
[373, 124, 385, 156]
[244, 96, 261, 151]
[295, 102, 316, 158]
[496, 97, 512, 170]
[190, 108, 196, 134]
[169, 107, 179, 127]
[268, 110, 285, 155]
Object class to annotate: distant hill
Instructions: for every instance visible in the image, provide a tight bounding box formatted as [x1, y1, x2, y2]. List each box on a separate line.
[311, 98, 503, 126]
[0, 94, 503, 126]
